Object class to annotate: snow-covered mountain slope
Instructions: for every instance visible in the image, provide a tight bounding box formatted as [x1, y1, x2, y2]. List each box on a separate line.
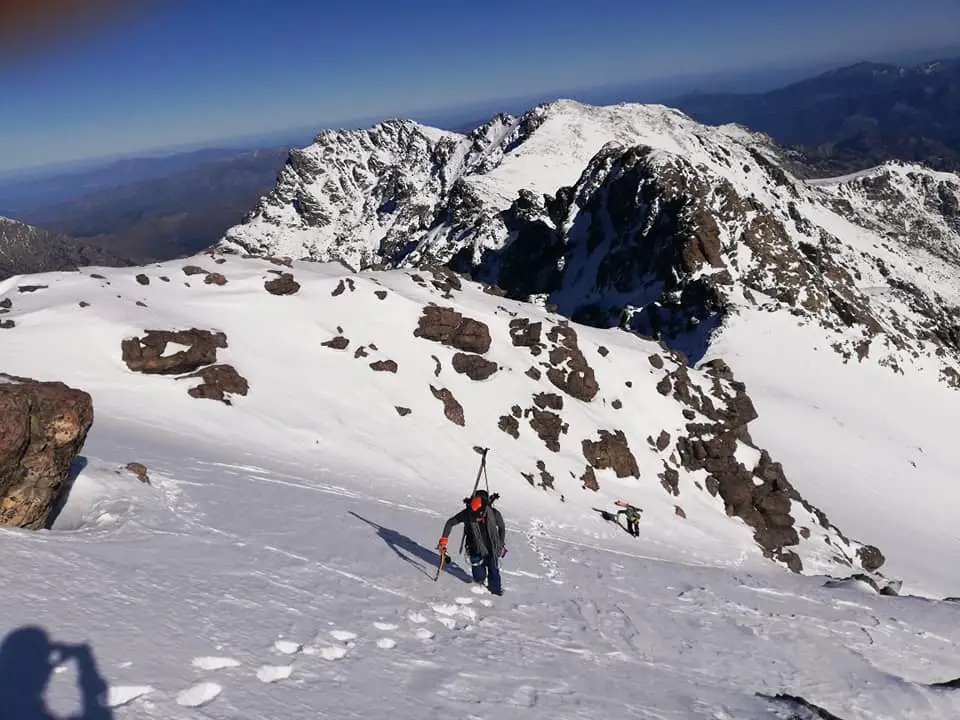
[221, 99, 960, 597]
[0, 252, 879, 578]
[484, 142, 960, 596]
[2, 254, 960, 718]
[220, 99, 959, 384]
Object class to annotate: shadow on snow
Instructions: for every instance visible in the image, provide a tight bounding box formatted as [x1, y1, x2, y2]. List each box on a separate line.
[0, 624, 113, 719]
[349, 511, 473, 584]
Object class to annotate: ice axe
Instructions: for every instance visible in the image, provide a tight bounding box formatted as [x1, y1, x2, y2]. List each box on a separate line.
[433, 549, 448, 581]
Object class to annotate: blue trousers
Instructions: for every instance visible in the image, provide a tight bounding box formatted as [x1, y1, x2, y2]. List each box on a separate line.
[470, 554, 502, 594]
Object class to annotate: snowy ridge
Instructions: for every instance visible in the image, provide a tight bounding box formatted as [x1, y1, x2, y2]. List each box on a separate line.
[221, 100, 789, 269]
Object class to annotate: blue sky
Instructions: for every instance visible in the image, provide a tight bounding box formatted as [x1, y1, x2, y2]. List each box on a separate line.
[1, 0, 959, 172]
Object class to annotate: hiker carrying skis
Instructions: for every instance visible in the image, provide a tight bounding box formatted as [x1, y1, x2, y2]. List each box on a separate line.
[437, 490, 506, 596]
[617, 502, 642, 537]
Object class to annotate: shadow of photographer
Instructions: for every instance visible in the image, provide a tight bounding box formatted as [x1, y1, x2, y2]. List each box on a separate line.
[0, 625, 113, 719]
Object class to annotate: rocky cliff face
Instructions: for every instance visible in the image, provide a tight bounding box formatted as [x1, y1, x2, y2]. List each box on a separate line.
[0, 374, 94, 529]
[0, 216, 129, 280]
[221, 101, 775, 271]
[480, 144, 960, 387]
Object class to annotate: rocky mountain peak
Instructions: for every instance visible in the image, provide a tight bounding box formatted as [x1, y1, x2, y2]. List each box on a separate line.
[219, 101, 960, 389]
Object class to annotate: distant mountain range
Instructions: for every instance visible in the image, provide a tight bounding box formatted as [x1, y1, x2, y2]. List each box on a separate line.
[673, 58, 960, 175]
[13, 148, 291, 263]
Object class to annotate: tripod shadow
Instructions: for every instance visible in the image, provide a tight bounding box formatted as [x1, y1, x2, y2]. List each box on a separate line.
[348, 511, 473, 583]
[0, 625, 113, 719]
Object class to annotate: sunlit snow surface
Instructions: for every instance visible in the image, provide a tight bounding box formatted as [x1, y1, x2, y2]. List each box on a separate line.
[0, 255, 959, 718]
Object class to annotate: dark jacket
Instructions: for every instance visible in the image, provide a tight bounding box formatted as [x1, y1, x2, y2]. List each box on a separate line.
[442, 504, 505, 558]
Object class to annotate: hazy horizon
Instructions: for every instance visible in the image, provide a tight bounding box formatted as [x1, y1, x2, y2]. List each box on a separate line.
[2, 0, 959, 175]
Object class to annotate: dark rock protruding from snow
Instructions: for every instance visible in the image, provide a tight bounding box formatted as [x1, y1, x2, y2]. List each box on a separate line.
[413, 306, 492, 354]
[582, 430, 639, 478]
[125, 462, 150, 484]
[122, 328, 250, 404]
[429, 385, 465, 426]
[544, 324, 599, 402]
[180, 364, 249, 404]
[451, 352, 498, 380]
[0, 375, 94, 529]
[264, 272, 300, 295]
[121, 329, 227, 375]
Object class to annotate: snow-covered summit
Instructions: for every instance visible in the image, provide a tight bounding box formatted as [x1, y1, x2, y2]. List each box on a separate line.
[220, 99, 778, 269]
[221, 101, 958, 390]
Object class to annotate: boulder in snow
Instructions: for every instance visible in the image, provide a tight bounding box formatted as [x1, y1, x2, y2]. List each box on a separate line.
[121, 329, 227, 375]
[0, 375, 94, 529]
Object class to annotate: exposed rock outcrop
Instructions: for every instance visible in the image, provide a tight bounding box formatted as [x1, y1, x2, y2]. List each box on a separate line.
[122, 329, 249, 404]
[180, 364, 249, 404]
[0, 375, 94, 529]
[543, 323, 599, 402]
[125, 462, 150, 484]
[451, 352, 498, 380]
[121, 329, 227, 375]
[581, 430, 639, 478]
[413, 306, 491, 354]
[429, 385, 465, 426]
[265, 272, 300, 295]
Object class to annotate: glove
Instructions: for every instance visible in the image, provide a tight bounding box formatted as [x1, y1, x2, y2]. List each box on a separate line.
[438, 537, 448, 551]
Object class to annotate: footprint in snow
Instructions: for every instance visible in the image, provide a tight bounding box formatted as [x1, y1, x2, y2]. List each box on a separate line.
[191, 656, 241, 671]
[470, 585, 487, 595]
[303, 644, 349, 661]
[407, 611, 428, 624]
[274, 639, 303, 655]
[256, 664, 294, 683]
[376, 638, 397, 650]
[374, 622, 399, 631]
[454, 597, 474, 605]
[414, 627, 435, 640]
[329, 629, 357, 644]
[175, 681, 222, 708]
[105, 685, 154, 708]
[431, 603, 460, 617]
[431, 602, 478, 625]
